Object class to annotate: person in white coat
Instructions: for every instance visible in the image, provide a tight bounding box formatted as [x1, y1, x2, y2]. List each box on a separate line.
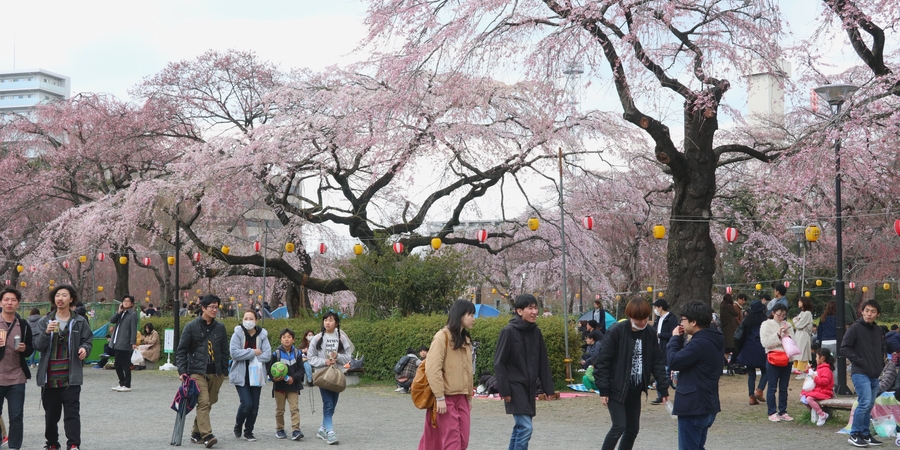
[229, 311, 271, 442]
[760, 303, 794, 422]
[791, 297, 814, 377]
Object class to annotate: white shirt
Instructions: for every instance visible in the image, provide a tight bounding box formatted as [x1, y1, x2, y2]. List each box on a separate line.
[656, 311, 669, 339]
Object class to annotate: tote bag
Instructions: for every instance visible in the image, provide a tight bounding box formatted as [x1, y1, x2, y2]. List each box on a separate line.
[313, 364, 347, 393]
[782, 336, 801, 359]
[248, 357, 266, 387]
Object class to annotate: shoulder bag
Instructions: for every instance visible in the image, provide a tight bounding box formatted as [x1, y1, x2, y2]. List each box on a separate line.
[313, 363, 347, 393]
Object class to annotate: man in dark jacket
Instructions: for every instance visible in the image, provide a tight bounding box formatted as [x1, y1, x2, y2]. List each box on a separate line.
[0, 288, 34, 450]
[494, 294, 554, 450]
[842, 299, 887, 447]
[651, 299, 678, 405]
[667, 301, 723, 450]
[109, 295, 138, 392]
[176, 295, 229, 449]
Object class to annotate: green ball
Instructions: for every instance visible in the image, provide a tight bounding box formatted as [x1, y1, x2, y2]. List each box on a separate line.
[270, 361, 289, 379]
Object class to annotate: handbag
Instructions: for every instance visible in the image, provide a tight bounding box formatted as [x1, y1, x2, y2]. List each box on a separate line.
[782, 336, 801, 358]
[248, 357, 266, 387]
[131, 349, 144, 365]
[313, 364, 347, 393]
[767, 350, 789, 367]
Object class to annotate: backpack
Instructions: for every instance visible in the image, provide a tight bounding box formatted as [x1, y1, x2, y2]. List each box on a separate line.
[411, 330, 450, 428]
[393, 355, 412, 375]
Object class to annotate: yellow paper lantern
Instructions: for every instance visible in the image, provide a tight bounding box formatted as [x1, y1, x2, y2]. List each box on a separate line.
[863, 286, 869, 293]
[19, 281, 26, 287]
[196, 289, 202, 294]
[119, 256, 128, 265]
[79, 255, 87, 263]
[805, 291, 811, 297]
[755, 283, 762, 291]
[167, 256, 176, 265]
[97, 286, 104, 292]
[238, 303, 242, 308]
[230, 296, 235, 301]
[147, 290, 152, 296]
[249, 290, 254, 295]
[145, 297, 150, 302]
[805, 224, 820, 242]
[258, 295, 262, 300]
[285, 242, 295, 253]
[431, 238, 442, 250]
[49, 279, 55, 285]
[815, 279, 822, 287]
[652, 224, 666, 239]
[221, 245, 230, 255]
[527, 217, 540, 231]
[491, 288, 497, 294]
[658, 292, 664, 298]
[615, 295, 621, 301]
[885, 283, 891, 291]
[575, 293, 580, 298]
[15, 265, 23, 273]
[646, 286, 653, 293]
[353, 244, 363, 255]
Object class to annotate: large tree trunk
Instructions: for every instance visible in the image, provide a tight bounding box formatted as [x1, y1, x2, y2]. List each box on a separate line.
[113, 252, 130, 302]
[666, 110, 718, 312]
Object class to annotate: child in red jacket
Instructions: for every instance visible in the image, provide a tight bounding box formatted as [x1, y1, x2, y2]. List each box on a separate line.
[801, 348, 835, 426]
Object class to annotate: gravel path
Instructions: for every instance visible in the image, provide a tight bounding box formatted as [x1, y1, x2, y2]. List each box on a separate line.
[6, 367, 876, 449]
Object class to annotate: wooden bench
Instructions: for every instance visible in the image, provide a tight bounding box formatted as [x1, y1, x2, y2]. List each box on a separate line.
[819, 397, 855, 414]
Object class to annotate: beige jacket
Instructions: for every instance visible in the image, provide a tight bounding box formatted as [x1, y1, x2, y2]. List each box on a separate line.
[424, 327, 473, 400]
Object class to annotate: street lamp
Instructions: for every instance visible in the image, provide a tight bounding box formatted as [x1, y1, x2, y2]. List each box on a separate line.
[814, 83, 858, 395]
[789, 225, 806, 299]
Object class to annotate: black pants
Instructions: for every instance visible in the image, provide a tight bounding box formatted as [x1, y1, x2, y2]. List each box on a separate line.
[114, 349, 132, 388]
[602, 388, 643, 450]
[42, 385, 81, 448]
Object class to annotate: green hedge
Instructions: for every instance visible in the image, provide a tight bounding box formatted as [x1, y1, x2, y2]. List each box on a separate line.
[143, 314, 582, 384]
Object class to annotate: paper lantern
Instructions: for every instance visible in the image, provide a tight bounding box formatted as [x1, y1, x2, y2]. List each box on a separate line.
[147, 291, 152, 296]
[49, 279, 54, 285]
[657, 292, 664, 298]
[805, 224, 820, 242]
[784, 281, 790, 288]
[249, 290, 254, 295]
[119, 256, 128, 265]
[392, 242, 404, 254]
[4, 280, 8, 286]
[755, 283, 761, 291]
[258, 295, 262, 300]
[15, 265, 23, 273]
[615, 295, 621, 301]
[318, 243, 327, 254]
[885, 283, 891, 291]
[353, 244, 363, 255]
[815, 279, 822, 287]
[863, 286, 869, 293]
[196, 289, 202, 294]
[79, 255, 87, 263]
[726, 286, 733, 294]
[29, 265, 35, 272]
[97, 253, 105, 262]
[476, 229, 488, 243]
[285, 242, 295, 253]
[97, 286, 104, 292]
[63, 260, 70, 269]
[145, 297, 150, 303]
[431, 238, 442, 250]
[849, 282, 856, 289]
[832, 289, 836, 295]
[895, 219, 900, 237]
[254, 241, 261, 252]
[724, 227, 738, 243]
[582, 216, 594, 230]
[142, 257, 151, 266]
[805, 291, 811, 297]
[230, 296, 235, 301]
[652, 224, 665, 239]
[491, 288, 497, 294]
[220, 246, 229, 255]
[193, 252, 201, 262]
[167, 256, 176, 265]
[646, 286, 653, 293]
[19, 281, 26, 287]
[527, 217, 540, 231]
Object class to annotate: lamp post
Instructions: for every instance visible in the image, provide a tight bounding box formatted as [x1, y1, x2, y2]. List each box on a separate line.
[814, 83, 858, 395]
[789, 225, 806, 299]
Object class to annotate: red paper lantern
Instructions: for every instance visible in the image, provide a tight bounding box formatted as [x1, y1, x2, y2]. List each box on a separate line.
[142, 257, 151, 266]
[4, 280, 8, 286]
[318, 243, 327, 254]
[97, 252, 105, 262]
[849, 282, 856, 289]
[724, 227, 738, 243]
[254, 241, 261, 252]
[476, 229, 488, 243]
[726, 286, 732, 294]
[832, 289, 836, 295]
[392, 242, 404, 254]
[29, 265, 36, 272]
[63, 260, 70, 269]
[784, 281, 790, 288]
[193, 252, 201, 262]
[895, 219, 900, 236]
[582, 216, 594, 230]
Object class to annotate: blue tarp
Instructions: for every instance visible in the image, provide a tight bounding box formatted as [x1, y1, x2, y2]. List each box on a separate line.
[93, 322, 110, 339]
[577, 310, 616, 329]
[474, 304, 500, 318]
[270, 306, 289, 319]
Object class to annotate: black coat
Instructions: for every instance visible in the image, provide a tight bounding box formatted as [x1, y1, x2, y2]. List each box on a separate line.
[667, 328, 723, 416]
[594, 321, 669, 403]
[494, 316, 554, 416]
[841, 318, 886, 379]
[175, 317, 229, 376]
[656, 313, 678, 357]
[0, 313, 34, 380]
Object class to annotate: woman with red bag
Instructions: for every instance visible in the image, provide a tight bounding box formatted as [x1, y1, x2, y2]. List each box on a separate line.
[760, 303, 794, 422]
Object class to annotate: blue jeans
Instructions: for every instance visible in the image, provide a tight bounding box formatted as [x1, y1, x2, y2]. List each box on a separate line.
[0, 384, 26, 448]
[304, 361, 313, 383]
[851, 373, 880, 436]
[678, 413, 716, 450]
[320, 388, 340, 431]
[508, 414, 533, 450]
[28, 351, 39, 367]
[234, 384, 262, 434]
[766, 362, 791, 415]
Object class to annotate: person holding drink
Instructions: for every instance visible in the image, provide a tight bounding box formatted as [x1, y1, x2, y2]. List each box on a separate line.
[0, 288, 34, 450]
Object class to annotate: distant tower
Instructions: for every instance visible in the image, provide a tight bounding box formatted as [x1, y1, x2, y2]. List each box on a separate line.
[0, 68, 70, 114]
[747, 61, 790, 128]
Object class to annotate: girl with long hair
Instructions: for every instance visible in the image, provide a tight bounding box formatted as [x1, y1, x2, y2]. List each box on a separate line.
[418, 300, 475, 450]
[307, 312, 354, 445]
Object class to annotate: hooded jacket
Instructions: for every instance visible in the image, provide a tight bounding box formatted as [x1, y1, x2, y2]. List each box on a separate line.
[667, 327, 723, 416]
[34, 310, 92, 387]
[494, 315, 554, 416]
[594, 320, 669, 403]
[841, 317, 886, 379]
[801, 362, 834, 401]
[26, 314, 42, 337]
[229, 325, 272, 386]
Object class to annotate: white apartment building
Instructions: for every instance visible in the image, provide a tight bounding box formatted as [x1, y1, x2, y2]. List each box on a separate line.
[0, 68, 70, 114]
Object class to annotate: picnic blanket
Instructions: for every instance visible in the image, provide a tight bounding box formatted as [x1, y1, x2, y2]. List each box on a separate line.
[839, 391, 900, 438]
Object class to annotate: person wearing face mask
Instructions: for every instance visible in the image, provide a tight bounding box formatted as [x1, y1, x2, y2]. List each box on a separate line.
[594, 298, 669, 450]
[229, 311, 272, 442]
[299, 330, 315, 387]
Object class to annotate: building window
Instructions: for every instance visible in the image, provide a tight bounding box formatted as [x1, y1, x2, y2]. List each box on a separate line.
[27, 94, 33, 98]
[28, 77, 33, 81]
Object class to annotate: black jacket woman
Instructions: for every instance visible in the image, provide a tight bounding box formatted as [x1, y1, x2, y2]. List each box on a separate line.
[593, 298, 669, 450]
[736, 300, 768, 405]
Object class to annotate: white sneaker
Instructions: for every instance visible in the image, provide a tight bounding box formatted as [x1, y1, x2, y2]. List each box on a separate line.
[111, 385, 121, 391]
[817, 412, 829, 426]
[117, 386, 131, 392]
[394, 387, 405, 392]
